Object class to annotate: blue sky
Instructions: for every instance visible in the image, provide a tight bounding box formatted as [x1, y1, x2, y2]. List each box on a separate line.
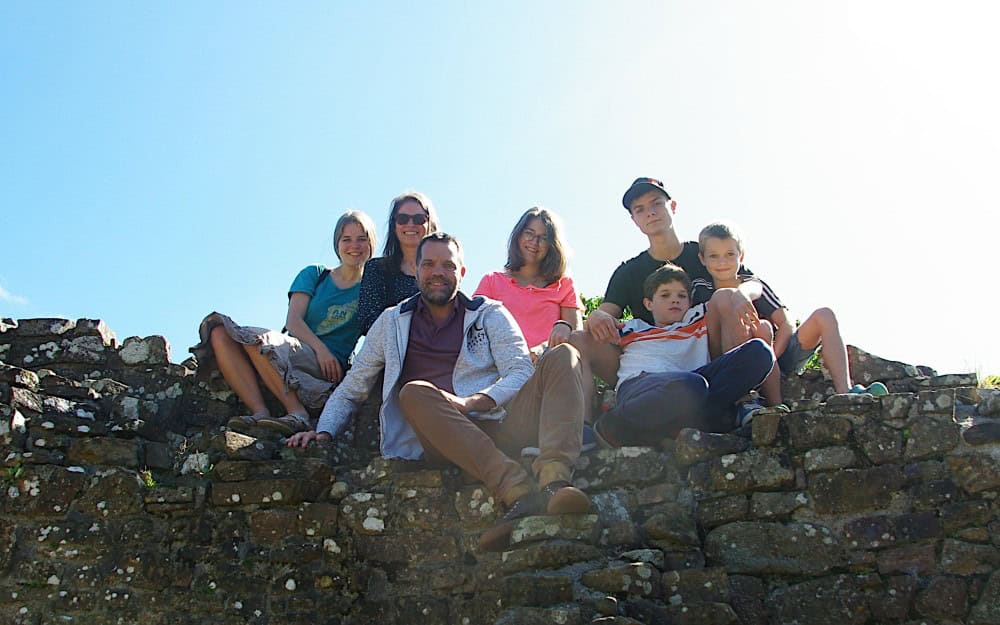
[3, 2, 999, 376]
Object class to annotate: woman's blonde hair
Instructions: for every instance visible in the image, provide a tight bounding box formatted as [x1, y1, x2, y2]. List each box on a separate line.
[332, 210, 378, 260]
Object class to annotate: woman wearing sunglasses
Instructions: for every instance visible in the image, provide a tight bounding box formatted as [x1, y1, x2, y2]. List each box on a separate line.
[190, 210, 377, 436]
[474, 207, 582, 358]
[356, 191, 440, 336]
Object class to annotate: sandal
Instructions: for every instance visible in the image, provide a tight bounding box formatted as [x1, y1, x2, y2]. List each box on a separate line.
[256, 414, 310, 437]
[227, 414, 264, 430]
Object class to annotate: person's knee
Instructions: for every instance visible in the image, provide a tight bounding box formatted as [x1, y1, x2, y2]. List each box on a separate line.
[745, 337, 776, 368]
[755, 319, 774, 342]
[708, 288, 738, 313]
[541, 342, 580, 368]
[209, 325, 229, 347]
[815, 307, 838, 330]
[398, 380, 440, 405]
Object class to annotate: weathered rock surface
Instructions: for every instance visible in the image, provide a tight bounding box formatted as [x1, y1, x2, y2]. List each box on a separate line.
[1, 320, 996, 624]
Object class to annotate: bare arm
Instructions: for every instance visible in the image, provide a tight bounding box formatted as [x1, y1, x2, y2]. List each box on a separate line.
[548, 306, 583, 347]
[584, 302, 624, 345]
[285, 293, 343, 383]
[769, 307, 794, 358]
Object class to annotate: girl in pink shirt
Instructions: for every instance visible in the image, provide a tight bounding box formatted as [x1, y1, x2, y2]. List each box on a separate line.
[474, 207, 583, 355]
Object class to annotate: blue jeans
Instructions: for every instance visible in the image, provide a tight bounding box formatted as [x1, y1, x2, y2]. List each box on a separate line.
[602, 338, 774, 444]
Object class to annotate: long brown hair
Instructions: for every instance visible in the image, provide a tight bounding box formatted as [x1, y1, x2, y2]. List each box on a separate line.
[504, 207, 568, 285]
[380, 191, 440, 274]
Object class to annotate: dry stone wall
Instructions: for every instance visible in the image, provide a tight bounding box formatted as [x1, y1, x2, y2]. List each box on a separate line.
[2, 317, 1000, 625]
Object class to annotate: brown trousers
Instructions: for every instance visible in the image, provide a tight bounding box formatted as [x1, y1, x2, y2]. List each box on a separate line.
[397, 343, 585, 505]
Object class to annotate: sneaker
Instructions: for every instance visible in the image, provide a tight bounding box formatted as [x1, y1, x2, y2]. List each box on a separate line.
[735, 399, 767, 428]
[541, 480, 590, 515]
[256, 414, 310, 437]
[227, 414, 261, 431]
[478, 493, 542, 552]
[849, 382, 889, 397]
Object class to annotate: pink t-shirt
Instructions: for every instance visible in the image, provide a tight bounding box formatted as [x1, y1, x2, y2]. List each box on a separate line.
[473, 271, 582, 348]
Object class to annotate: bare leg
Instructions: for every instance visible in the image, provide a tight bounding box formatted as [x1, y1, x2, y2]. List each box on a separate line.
[706, 289, 754, 357]
[243, 344, 309, 417]
[570, 330, 620, 420]
[754, 320, 782, 405]
[210, 326, 270, 418]
[796, 307, 851, 394]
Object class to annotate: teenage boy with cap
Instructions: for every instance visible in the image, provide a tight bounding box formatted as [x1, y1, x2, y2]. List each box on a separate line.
[580, 177, 764, 388]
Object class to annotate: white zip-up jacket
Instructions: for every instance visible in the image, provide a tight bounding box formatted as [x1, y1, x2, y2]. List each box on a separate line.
[316, 292, 534, 460]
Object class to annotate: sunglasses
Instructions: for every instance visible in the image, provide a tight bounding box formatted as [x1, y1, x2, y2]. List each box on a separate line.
[394, 213, 428, 226]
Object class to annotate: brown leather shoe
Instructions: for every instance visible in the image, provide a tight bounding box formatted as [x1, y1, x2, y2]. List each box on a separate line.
[541, 481, 590, 515]
[478, 494, 542, 552]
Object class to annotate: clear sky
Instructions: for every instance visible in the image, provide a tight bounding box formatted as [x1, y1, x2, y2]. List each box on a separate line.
[3, 2, 999, 376]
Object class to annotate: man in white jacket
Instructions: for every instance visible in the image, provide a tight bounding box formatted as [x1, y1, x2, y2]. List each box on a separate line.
[293, 232, 590, 551]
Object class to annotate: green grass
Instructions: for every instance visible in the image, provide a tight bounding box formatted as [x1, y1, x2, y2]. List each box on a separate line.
[138, 468, 157, 489]
[981, 374, 1000, 389]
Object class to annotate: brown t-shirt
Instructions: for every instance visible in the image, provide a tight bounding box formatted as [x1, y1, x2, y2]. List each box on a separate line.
[399, 298, 465, 394]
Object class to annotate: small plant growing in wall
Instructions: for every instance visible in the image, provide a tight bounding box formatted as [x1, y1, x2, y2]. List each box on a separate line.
[138, 468, 157, 489]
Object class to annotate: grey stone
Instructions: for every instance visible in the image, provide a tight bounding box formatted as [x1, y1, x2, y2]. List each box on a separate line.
[803, 445, 858, 472]
[582, 562, 660, 597]
[854, 421, 904, 464]
[768, 575, 868, 625]
[697, 494, 748, 528]
[510, 514, 599, 546]
[706, 448, 795, 494]
[915, 576, 968, 620]
[749, 491, 808, 519]
[904, 415, 960, 460]
[785, 412, 852, 449]
[940, 538, 1000, 575]
[809, 464, 905, 514]
[970, 570, 1000, 624]
[642, 502, 699, 547]
[947, 453, 1000, 494]
[500, 540, 603, 574]
[119, 335, 171, 365]
[673, 428, 748, 466]
[963, 421, 1000, 445]
[704, 522, 844, 575]
[575, 446, 677, 491]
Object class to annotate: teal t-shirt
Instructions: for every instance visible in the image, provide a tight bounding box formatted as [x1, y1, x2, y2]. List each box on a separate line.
[288, 265, 362, 365]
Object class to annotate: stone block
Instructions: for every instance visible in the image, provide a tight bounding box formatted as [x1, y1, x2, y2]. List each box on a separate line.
[503, 572, 574, 607]
[673, 428, 748, 466]
[917, 388, 956, 414]
[661, 566, 729, 604]
[904, 414, 960, 461]
[749, 491, 808, 520]
[454, 485, 498, 528]
[211, 479, 321, 507]
[581, 562, 660, 597]
[809, 464, 905, 514]
[750, 410, 783, 447]
[768, 575, 868, 625]
[866, 575, 917, 623]
[11, 318, 76, 337]
[510, 514, 599, 546]
[495, 606, 583, 625]
[963, 421, 1000, 445]
[940, 538, 1000, 575]
[394, 487, 455, 531]
[500, 539, 602, 574]
[947, 453, 1000, 494]
[65, 437, 141, 468]
[803, 446, 858, 472]
[706, 448, 795, 494]
[119, 336, 171, 365]
[355, 533, 459, 566]
[940, 500, 993, 533]
[338, 492, 389, 534]
[574, 446, 677, 491]
[970, 570, 1000, 624]
[0, 364, 39, 390]
[914, 576, 968, 620]
[785, 412, 852, 449]
[642, 502, 699, 547]
[854, 421, 904, 464]
[697, 494, 748, 528]
[704, 522, 844, 575]
[876, 542, 938, 575]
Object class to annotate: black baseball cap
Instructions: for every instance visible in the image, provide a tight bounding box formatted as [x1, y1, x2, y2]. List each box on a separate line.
[622, 177, 671, 210]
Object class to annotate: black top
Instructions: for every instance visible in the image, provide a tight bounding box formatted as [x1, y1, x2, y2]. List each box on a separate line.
[357, 257, 420, 336]
[690, 271, 784, 319]
[603, 241, 752, 325]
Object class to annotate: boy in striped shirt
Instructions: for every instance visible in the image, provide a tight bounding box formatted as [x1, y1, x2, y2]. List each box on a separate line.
[592, 264, 774, 447]
[693, 222, 887, 410]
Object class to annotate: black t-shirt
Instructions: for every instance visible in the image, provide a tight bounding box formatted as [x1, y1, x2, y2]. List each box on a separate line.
[690, 272, 783, 319]
[603, 241, 751, 324]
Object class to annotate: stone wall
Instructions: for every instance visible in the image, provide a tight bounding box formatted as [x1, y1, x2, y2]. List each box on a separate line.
[2, 317, 999, 625]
